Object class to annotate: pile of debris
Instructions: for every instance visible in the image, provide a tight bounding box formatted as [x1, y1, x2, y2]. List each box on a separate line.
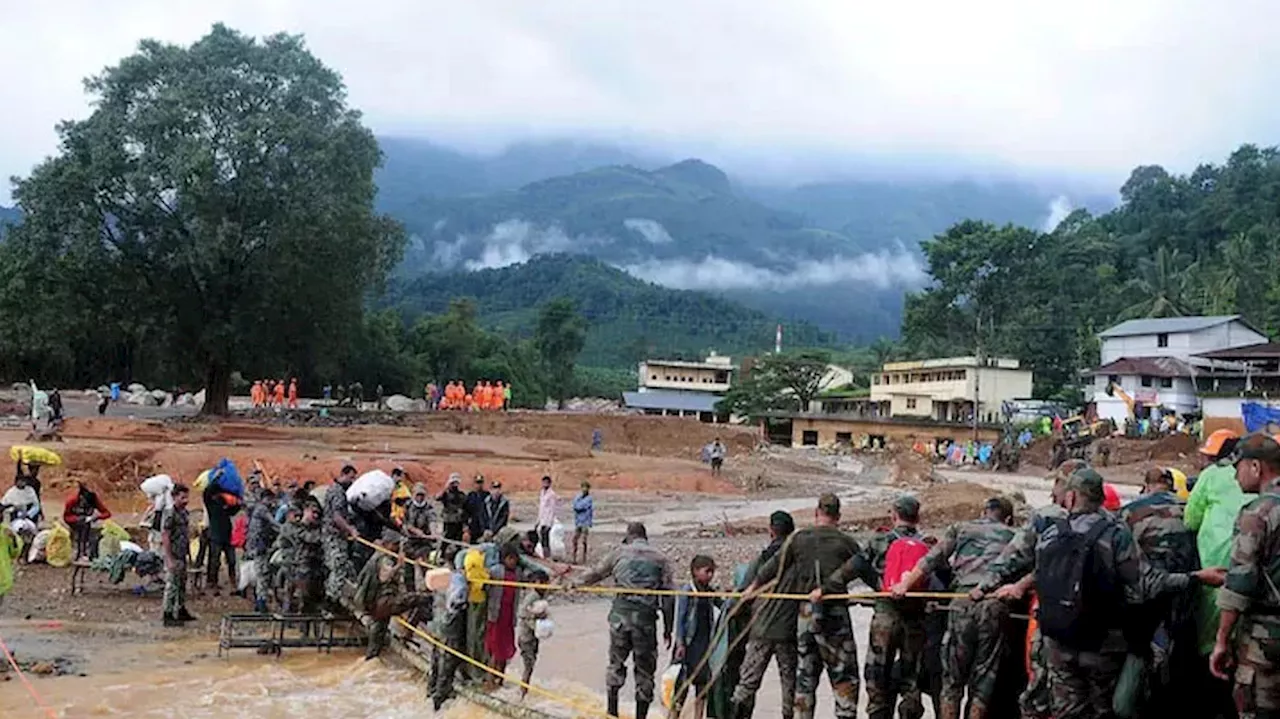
[92, 384, 203, 408]
[544, 397, 624, 413]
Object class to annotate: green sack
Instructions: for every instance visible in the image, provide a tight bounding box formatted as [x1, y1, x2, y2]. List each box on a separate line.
[1112, 653, 1149, 719]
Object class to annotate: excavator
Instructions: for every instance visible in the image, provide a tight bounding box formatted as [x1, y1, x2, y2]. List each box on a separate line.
[1105, 382, 1137, 421]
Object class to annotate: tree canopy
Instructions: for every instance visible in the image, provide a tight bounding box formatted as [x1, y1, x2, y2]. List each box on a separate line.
[0, 25, 403, 413]
[900, 144, 1280, 400]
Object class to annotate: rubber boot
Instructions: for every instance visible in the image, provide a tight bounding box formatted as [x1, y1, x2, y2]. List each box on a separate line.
[254, 598, 268, 614]
[636, 700, 649, 719]
[607, 690, 620, 718]
[177, 607, 198, 622]
[162, 612, 180, 627]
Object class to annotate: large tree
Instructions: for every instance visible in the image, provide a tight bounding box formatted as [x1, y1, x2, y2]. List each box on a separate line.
[535, 297, 588, 408]
[6, 25, 403, 413]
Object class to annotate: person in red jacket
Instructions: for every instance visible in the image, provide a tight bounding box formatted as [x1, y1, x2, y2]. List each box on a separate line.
[64, 481, 111, 561]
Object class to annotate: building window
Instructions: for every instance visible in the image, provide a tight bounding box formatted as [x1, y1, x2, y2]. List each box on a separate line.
[836, 432, 852, 445]
[1141, 375, 1153, 387]
[1160, 377, 1173, 388]
[1107, 374, 1119, 386]
[801, 430, 818, 446]
[1157, 333, 1169, 348]
[906, 398, 917, 409]
[650, 375, 657, 381]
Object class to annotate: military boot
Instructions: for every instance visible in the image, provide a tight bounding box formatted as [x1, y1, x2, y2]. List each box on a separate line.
[607, 690, 620, 718]
[635, 700, 649, 719]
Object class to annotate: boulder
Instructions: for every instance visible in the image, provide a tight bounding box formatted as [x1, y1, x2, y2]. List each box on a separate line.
[175, 393, 196, 407]
[127, 383, 147, 394]
[193, 390, 206, 407]
[384, 394, 418, 412]
[125, 391, 159, 406]
[149, 389, 171, 406]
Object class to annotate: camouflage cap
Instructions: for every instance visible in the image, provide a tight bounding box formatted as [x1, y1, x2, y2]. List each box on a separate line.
[1066, 467, 1106, 503]
[817, 493, 841, 517]
[893, 494, 921, 521]
[1233, 433, 1280, 467]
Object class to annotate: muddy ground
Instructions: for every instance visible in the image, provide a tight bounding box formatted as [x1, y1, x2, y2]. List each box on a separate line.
[0, 406, 1161, 717]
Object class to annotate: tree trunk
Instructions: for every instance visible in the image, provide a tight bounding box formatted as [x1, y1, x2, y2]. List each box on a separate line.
[200, 362, 231, 416]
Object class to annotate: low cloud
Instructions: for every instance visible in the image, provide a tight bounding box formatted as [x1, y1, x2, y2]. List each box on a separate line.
[429, 219, 589, 270]
[1041, 195, 1073, 232]
[623, 251, 926, 292]
[623, 218, 674, 244]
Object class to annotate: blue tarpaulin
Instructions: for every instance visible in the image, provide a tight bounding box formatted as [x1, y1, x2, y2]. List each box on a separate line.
[1241, 402, 1280, 433]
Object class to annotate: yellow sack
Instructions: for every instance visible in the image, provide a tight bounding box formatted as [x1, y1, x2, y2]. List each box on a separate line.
[9, 445, 62, 466]
[98, 533, 122, 559]
[660, 663, 682, 709]
[193, 469, 211, 493]
[46, 523, 72, 567]
[1170, 468, 1190, 500]
[101, 519, 130, 542]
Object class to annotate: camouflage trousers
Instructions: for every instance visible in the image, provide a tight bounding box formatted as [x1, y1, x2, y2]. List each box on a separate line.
[732, 636, 798, 719]
[163, 564, 187, 614]
[606, 605, 660, 703]
[322, 534, 353, 601]
[795, 603, 860, 719]
[432, 608, 468, 705]
[941, 598, 1009, 719]
[1043, 636, 1123, 719]
[1019, 624, 1051, 719]
[519, 634, 540, 679]
[1234, 621, 1280, 719]
[865, 601, 926, 719]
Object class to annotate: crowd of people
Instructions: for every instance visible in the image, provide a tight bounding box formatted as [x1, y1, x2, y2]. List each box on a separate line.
[430, 380, 511, 411]
[250, 378, 298, 409]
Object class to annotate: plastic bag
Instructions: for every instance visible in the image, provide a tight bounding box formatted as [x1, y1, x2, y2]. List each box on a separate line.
[27, 529, 51, 563]
[121, 540, 144, 555]
[535, 618, 556, 640]
[1112, 653, 1149, 718]
[210, 458, 244, 497]
[238, 559, 258, 592]
[548, 521, 566, 559]
[660, 663, 683, 709]
[347, 470, 395, 511]
[9, 445, 62, 466]
[101, 519, 130, 542]
[45, 523, 72, 567]
[193, 470, 211, 493]
[139, 474, 173, 497]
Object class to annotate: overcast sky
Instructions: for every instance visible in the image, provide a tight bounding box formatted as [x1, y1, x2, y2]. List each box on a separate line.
[2, 0, 1277, 203]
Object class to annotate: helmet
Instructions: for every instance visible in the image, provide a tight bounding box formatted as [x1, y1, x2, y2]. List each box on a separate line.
[1200, 429, 1241, 458]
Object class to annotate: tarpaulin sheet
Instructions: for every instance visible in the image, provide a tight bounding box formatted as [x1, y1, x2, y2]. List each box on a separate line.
[1242, 401, 1280, 432]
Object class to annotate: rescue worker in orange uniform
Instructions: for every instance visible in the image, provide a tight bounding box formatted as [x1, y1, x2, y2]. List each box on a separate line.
[273, 379, 285, 407]
[288, 379, 299, 409]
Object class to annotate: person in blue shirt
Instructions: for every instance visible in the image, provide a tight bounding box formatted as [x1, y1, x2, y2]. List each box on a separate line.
[572, 481, 594, 564]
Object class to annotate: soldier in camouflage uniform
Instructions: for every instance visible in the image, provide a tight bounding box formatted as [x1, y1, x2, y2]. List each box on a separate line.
[846, 495, 929, 719]
[576, 521, 675, 719]
[1120, 465, 1200, 717]
[322, 464, 359, 602]
[245, 488, 280, 613]
[161, 484, 194, 626]
[731, 510, 798, 719]
[1035, 469, 1218, 719]
[756, 494, 865, 719]
[291, 499, 326, 615]
[892, 497, 1015, 719]
[1211, 434, 1280, 719]
[972, 460, 1082, 719]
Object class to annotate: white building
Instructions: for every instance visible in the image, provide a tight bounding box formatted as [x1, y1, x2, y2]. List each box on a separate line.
[869, 356, 1033, 423]
[623, 354, 735, 421]
[1091, 315, 1267, 423]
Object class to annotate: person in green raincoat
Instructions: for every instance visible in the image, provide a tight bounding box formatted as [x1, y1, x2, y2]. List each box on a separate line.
[1185, 430, 1248, 658]
[0, 521, 24, 609]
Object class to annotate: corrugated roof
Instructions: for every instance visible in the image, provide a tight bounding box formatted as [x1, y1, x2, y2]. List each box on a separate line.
[1098, 315, 1241, 338]
[1092, 357, 1196, 378]
[622, 389, 721, 413]
[1196, 342, 1280, 360]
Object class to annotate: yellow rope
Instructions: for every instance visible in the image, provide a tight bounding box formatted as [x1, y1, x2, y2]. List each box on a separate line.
[352, 535, 969, 601]
[394, 616, 613, 719]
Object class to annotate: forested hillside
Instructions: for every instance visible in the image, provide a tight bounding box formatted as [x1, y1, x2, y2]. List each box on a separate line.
[387, 254, 836, 367]
[900, 144, 1280, 399]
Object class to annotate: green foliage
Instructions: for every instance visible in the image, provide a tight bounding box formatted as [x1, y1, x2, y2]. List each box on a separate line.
[387, 254, 838, 368]
[715, 350, 833, 417]
[535, 298, 588, 407]
[0, 25, 404, 412]
[900, 144, 1280, 398]
[573, 365, 636, 400]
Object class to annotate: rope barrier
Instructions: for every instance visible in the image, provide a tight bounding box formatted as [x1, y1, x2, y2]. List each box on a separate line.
[352, 534, 970, 602]
[393, 616, 614, 719]
[0, 629, 59, 719]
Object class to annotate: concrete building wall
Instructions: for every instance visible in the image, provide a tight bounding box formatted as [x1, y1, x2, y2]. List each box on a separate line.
[1099, 321, 1267, 364]
[639, 362, 732, 393]
[789, 416, 1000, 448]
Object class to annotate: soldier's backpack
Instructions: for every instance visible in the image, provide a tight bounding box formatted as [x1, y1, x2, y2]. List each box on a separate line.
[1035, 517, 1117, 650]
[881, 532, 931, 591]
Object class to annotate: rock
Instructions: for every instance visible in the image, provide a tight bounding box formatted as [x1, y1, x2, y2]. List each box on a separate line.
[96, 385, 110, 395]
[28, 662, 55, 675]
[174, 393, 196, 407]
[127, 383, 147, 394]
[125, 391, 159, 407]
[193, 390, 206, 407]
[149, 389, 171, 406]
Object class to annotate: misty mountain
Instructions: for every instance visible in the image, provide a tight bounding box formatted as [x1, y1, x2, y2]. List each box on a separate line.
[386, 254, 836, 368]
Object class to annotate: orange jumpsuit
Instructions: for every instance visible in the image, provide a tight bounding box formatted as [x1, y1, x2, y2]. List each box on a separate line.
[274, 381, 285, 407]
[288, 380, 298, 409]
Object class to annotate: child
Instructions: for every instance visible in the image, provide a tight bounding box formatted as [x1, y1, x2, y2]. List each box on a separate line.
[571, 481, 593, 564]
[518, 571, 552, 698]
[673, 555, 721, 719]
[484, 544, 522, 686]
